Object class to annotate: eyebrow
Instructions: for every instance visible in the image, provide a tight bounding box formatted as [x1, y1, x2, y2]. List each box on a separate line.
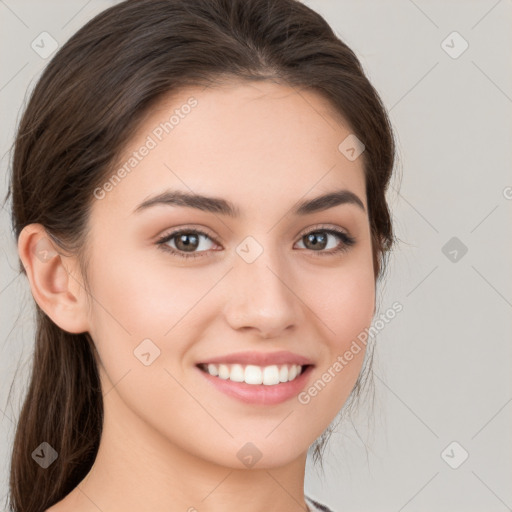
[133, 188, 366, 216]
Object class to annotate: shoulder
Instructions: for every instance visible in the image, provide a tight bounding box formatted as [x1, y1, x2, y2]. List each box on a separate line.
[305, 494, 335, 512]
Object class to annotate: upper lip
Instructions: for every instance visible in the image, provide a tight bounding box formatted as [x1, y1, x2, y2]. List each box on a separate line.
[196, 350, 314, 367]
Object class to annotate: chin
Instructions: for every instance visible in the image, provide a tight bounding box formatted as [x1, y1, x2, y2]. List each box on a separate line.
[210, 434, 311, 470]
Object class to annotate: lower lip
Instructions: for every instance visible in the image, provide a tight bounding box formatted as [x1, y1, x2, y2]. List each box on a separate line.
[196, 365, 314, 405]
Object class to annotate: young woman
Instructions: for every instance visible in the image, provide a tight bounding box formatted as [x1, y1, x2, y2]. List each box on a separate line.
[7, 0, 397, 510]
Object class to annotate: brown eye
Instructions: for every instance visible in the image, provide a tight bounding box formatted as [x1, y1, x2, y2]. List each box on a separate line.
[295, 228, 356, 255]
[156, 229, 217, 259]
[174, 232, 200, 252]
[302, 231, 329, 250]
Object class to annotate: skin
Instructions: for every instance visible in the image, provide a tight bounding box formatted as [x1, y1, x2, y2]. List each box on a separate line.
[18, 80, 376, 512]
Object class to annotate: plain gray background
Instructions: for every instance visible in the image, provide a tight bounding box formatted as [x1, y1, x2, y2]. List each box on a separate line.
[1, 1, 511, 511]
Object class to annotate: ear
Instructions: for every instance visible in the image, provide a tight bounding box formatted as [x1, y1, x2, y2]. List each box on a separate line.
[17, 224, 90, 334]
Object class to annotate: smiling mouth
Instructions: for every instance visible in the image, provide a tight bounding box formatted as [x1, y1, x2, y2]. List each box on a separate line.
[197, 362, 312, 386]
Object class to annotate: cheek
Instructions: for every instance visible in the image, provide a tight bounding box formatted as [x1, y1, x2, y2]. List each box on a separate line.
[307, 256, 376, 350]
[84, 252, 218, 434]
[298, 255, 376, 411]
[85, 249, 231, 404]
[87, 248, 216, 341]
[328, 275, 375, 346]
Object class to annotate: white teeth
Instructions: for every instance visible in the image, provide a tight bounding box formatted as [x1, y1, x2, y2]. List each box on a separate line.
[230, 364, 245, 382]
[262, 365, 280, 385]
[201, 363, 304, 385]
[218, 364, 230, 379]
[207, 363, 219, 376]
[245, 365, 263, 384]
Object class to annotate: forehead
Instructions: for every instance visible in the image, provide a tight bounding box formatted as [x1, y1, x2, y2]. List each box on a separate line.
[93, 80, 367, 219]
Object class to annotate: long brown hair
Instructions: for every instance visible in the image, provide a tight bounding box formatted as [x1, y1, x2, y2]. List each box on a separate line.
[5, 0, 397, 510]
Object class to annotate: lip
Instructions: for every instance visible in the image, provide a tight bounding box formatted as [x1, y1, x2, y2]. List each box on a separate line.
[196, 350, 314, 367]
[196, 363, 314, 405]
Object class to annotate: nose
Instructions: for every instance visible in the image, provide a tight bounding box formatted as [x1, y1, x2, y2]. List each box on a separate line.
[222, 251, 302, 339]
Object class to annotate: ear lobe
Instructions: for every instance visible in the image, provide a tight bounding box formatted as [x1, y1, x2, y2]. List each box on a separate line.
[18, 224, 90, 334]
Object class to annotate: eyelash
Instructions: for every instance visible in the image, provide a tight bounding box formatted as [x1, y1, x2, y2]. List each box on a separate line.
[156, 225, 356, 260]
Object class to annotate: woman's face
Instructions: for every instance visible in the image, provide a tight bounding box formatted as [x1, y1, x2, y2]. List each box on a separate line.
[83, 80, 375, 469]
